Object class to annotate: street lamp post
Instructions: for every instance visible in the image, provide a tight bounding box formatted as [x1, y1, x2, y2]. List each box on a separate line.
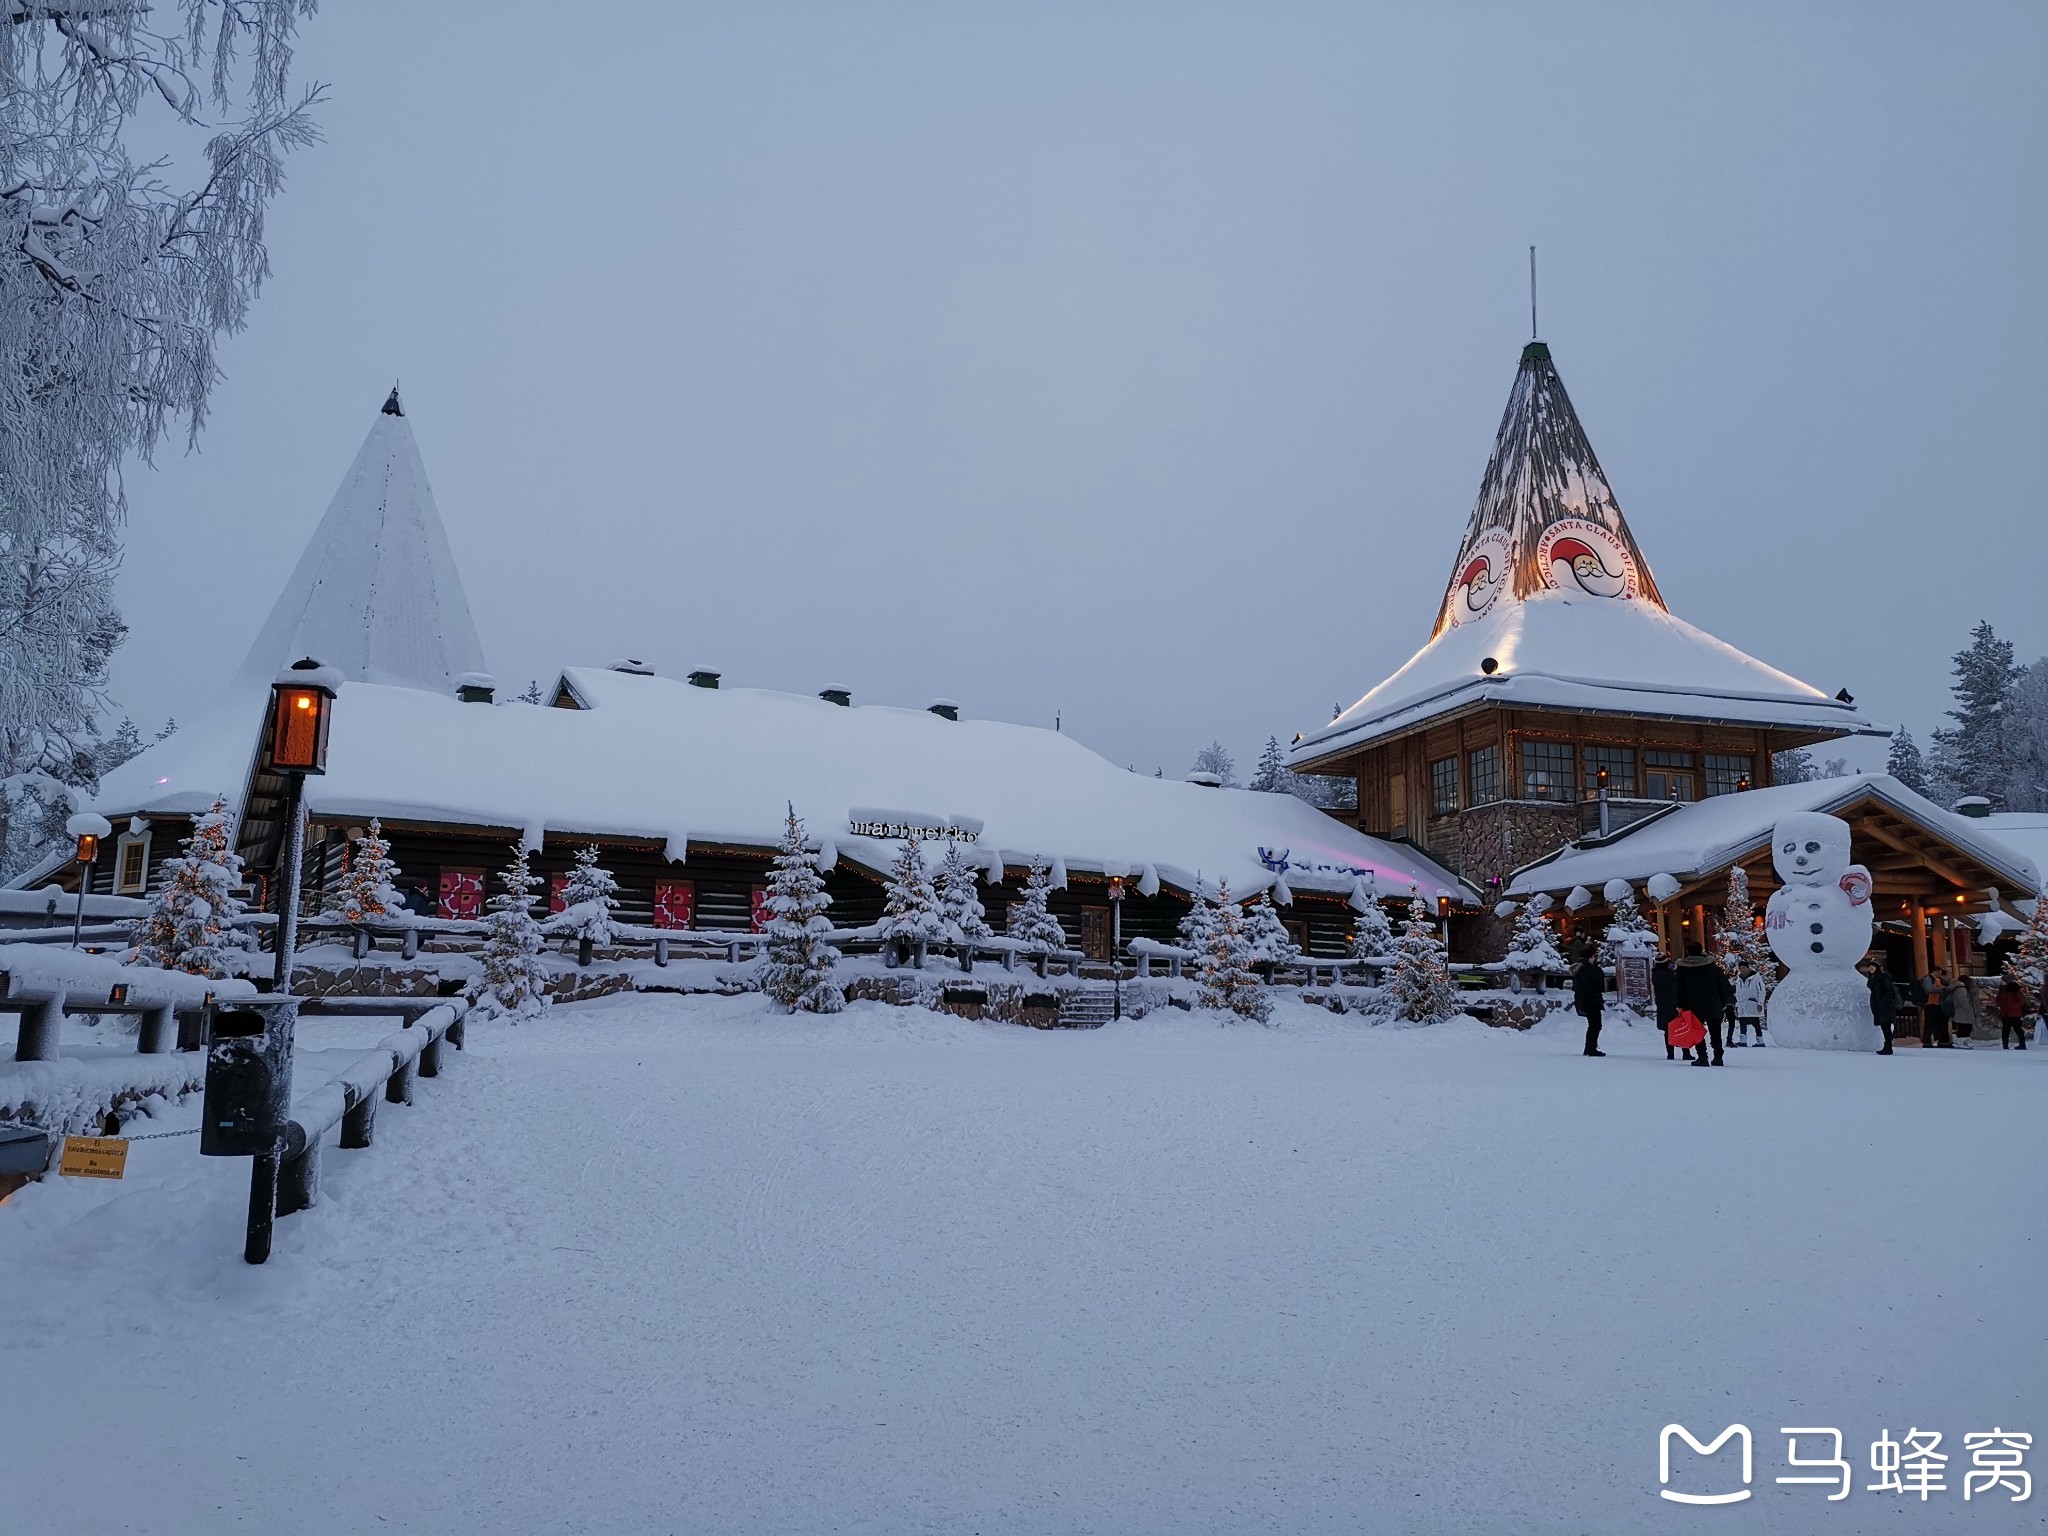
[64, 813, 110, 949]
[268, 658, 338, 993]
[1108, 875, 1125, 1020]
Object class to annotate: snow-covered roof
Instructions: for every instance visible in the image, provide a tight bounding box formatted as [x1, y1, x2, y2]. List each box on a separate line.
[234, 390, 486, 692]
[1293, 589, 1875, 762]
[91, 667, 1474, 907]
[1978, 813, 2048, 896]
[1290, 341, 1874, 766]
[1503, 774, 2040, 899]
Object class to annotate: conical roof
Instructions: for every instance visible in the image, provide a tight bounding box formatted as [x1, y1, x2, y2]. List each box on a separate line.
[1430, 341, 1664, 639]
[1291, 340, 1873, 768]
[236, 390, 486, 692]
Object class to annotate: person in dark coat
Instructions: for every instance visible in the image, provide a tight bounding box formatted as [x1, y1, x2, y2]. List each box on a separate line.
[1861, 955, 1898, 1055]
[1570, 947, 1606, 1057]
[1995, 975, 2029, 1049]
[1652, 953, 1680, 1060]
[1674, 943, 1734, 1065]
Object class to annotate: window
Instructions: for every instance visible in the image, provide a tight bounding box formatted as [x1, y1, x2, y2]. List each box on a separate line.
[1646, 768, 1696, 802]
[652, 880, 694, 929]
[437, 868, 485, 920]
[1581, 745, 1637, 798]
[1705, 754, 1754, 797]
[1520, 741, 1574, 801]
[1644, 749, 1693, 768]
[1430, 757, 1459, 816]
[113, 833, 151, 894]
[1468, 745, 1502, 805]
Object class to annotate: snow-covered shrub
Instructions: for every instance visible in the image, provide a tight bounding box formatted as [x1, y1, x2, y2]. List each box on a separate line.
[935, 840, 991, 944]
[1389, 897, 1458, 1023]
[469, 844, 550, 1022]
[1502, 902, 1564, 973]
[1240, 898, 1301, 968]
[761, 807, 844, 1013]
[127, 796, 256, 978]
[1006, 860, 1067, 952]
[1198, 881, 1270, 1024]
[548, 844, 620, 952]
[877, 836, 949, 958]
[1597, 890, 1655, 967]
[1349, 898, 1396, 961]
[328, 817, 402, 922]
[1178, 874, 1219, 956]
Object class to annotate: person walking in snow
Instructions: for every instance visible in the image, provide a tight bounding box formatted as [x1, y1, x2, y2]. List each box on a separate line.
[1731, 967, 1766, 1047]
[1918, 968, 1951, 1048]
[1995, 975, 2029, 1049]
[1570, 947, 1606, 1057]
[1862, 955, 1899, 1055]
[1944, 974, 1979, 1049]
[1674, 943, 1734, 1066]
[1652, 952, 1680, 1060]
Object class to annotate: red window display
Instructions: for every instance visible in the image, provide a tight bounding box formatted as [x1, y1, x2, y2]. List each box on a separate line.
[548, 873, 570, 915]
[438, 868, 484, 921]
[750, 886, 771, 933]
[653, 880, 694, 930]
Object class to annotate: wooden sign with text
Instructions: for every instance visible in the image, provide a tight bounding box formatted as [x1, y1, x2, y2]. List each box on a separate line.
[59, 1136, 128, 1180]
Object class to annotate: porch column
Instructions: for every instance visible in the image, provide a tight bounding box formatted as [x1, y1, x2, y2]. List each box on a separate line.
[1690, 903, 1708, 953]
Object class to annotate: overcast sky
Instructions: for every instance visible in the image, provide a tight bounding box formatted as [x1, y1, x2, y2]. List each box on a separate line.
[113, 2, 2046, 778]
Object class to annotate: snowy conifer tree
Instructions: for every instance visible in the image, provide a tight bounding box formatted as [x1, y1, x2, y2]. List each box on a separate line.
[1198, 882, 1270, 1024]
[328, 818, 402, 923]
[1597, 890, 1656, 967]
[1388, 897, 1458, 1022]
[127, 796, 254, 978]
[1772, 747, 1815, 785]
[548, 844, 620, 952]
[1501, 903, 1564, 974]
[935, 840, 991, 944]
[1240, 898, 1301, 968]
[2005, 890, 2048, 998]
[1349, 898, 1396, 961]
[761, 807, 843, 1013]
[1249, 736, 1288, 792]
[878, 836, 949, 959]
[1006, 860, 1067, 952]
[469, 844, 550, 1022]
[1931, 621, 2021, 806]
[1715, 866, 1772, 987]
[0, 4, 320, 877]
[1177, 874, 1220, 958]
[1886, 729, 1930, 795]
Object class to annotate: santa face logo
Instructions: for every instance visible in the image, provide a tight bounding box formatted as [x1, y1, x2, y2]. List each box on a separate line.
[1537, 518, 1638, 600]
[1447, 529, 1513, 627]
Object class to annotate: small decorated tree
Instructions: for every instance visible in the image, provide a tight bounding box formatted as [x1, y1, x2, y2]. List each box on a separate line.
[128, 796, 256, 978]
[1006, 860, 1067, 952]
[1199, 881, 1271, 1024]
[761, 806, 844, 1013]
[935, 840, 991, 945]
[328, 817, 402, 923]
[2005, 888, 2048, 1003]
[1177, 874, 1219, 958]
[1715, 865, 1772, 986]
[1349, 897, 1396, 961]
[549, 844, 621, 961]
[1389, 896, 1458, 1022]
[469, 843, 550, 1021]
[877, 835, 950, 961]
[1239, 898, 1301, 969]
[1501, 902, 1565, 975]
[1598, 890, 1656, 968]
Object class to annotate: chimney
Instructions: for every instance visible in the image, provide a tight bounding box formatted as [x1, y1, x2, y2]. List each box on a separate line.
[1186, 771, 1222, 789]
[609, 658, 655, 676]
[927, 699, 959, 721]
[819, 687, 851, 707]
[1952, 795, 1991, 820]
[455, 672, 496, 704]
[687, 668, 721, 690]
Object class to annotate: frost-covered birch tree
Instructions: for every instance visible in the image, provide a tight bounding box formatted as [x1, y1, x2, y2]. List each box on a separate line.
[0, 2, 321, 873]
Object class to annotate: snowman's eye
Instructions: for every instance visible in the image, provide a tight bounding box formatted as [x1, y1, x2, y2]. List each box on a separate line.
[1782, 843, 1794, 853]
[1805, 842, 1820, 853]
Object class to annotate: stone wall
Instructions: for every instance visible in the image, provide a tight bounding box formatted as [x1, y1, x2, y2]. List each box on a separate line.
[1455, 801, 1581, 893]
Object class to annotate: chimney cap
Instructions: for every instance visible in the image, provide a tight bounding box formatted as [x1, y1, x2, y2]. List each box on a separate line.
[609, 658, 655, 676]
[686, 668, 722, 689]
[927, 699, 959, 720]
[1186, 771, 1223, 788]
[819, 687, 852, 707]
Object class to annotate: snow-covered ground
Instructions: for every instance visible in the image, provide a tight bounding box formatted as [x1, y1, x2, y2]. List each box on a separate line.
[3, 996, 2041, 1534]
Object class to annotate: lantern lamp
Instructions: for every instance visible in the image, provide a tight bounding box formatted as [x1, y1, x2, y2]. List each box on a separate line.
[271, 658, 339, 774]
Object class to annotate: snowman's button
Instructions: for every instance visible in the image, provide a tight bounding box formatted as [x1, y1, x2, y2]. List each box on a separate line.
[1810, 941, 1824, 953]
[1809, 923, 1823, 934]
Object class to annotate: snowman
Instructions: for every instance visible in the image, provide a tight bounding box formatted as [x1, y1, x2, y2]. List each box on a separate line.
[1761, 811, 1875, 1050]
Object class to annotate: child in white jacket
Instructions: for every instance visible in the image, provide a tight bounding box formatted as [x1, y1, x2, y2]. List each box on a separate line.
[1732, 970, 1767, 1046]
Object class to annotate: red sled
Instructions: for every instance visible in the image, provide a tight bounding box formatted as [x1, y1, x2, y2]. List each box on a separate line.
[1668, 1010, 1707, 1050]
